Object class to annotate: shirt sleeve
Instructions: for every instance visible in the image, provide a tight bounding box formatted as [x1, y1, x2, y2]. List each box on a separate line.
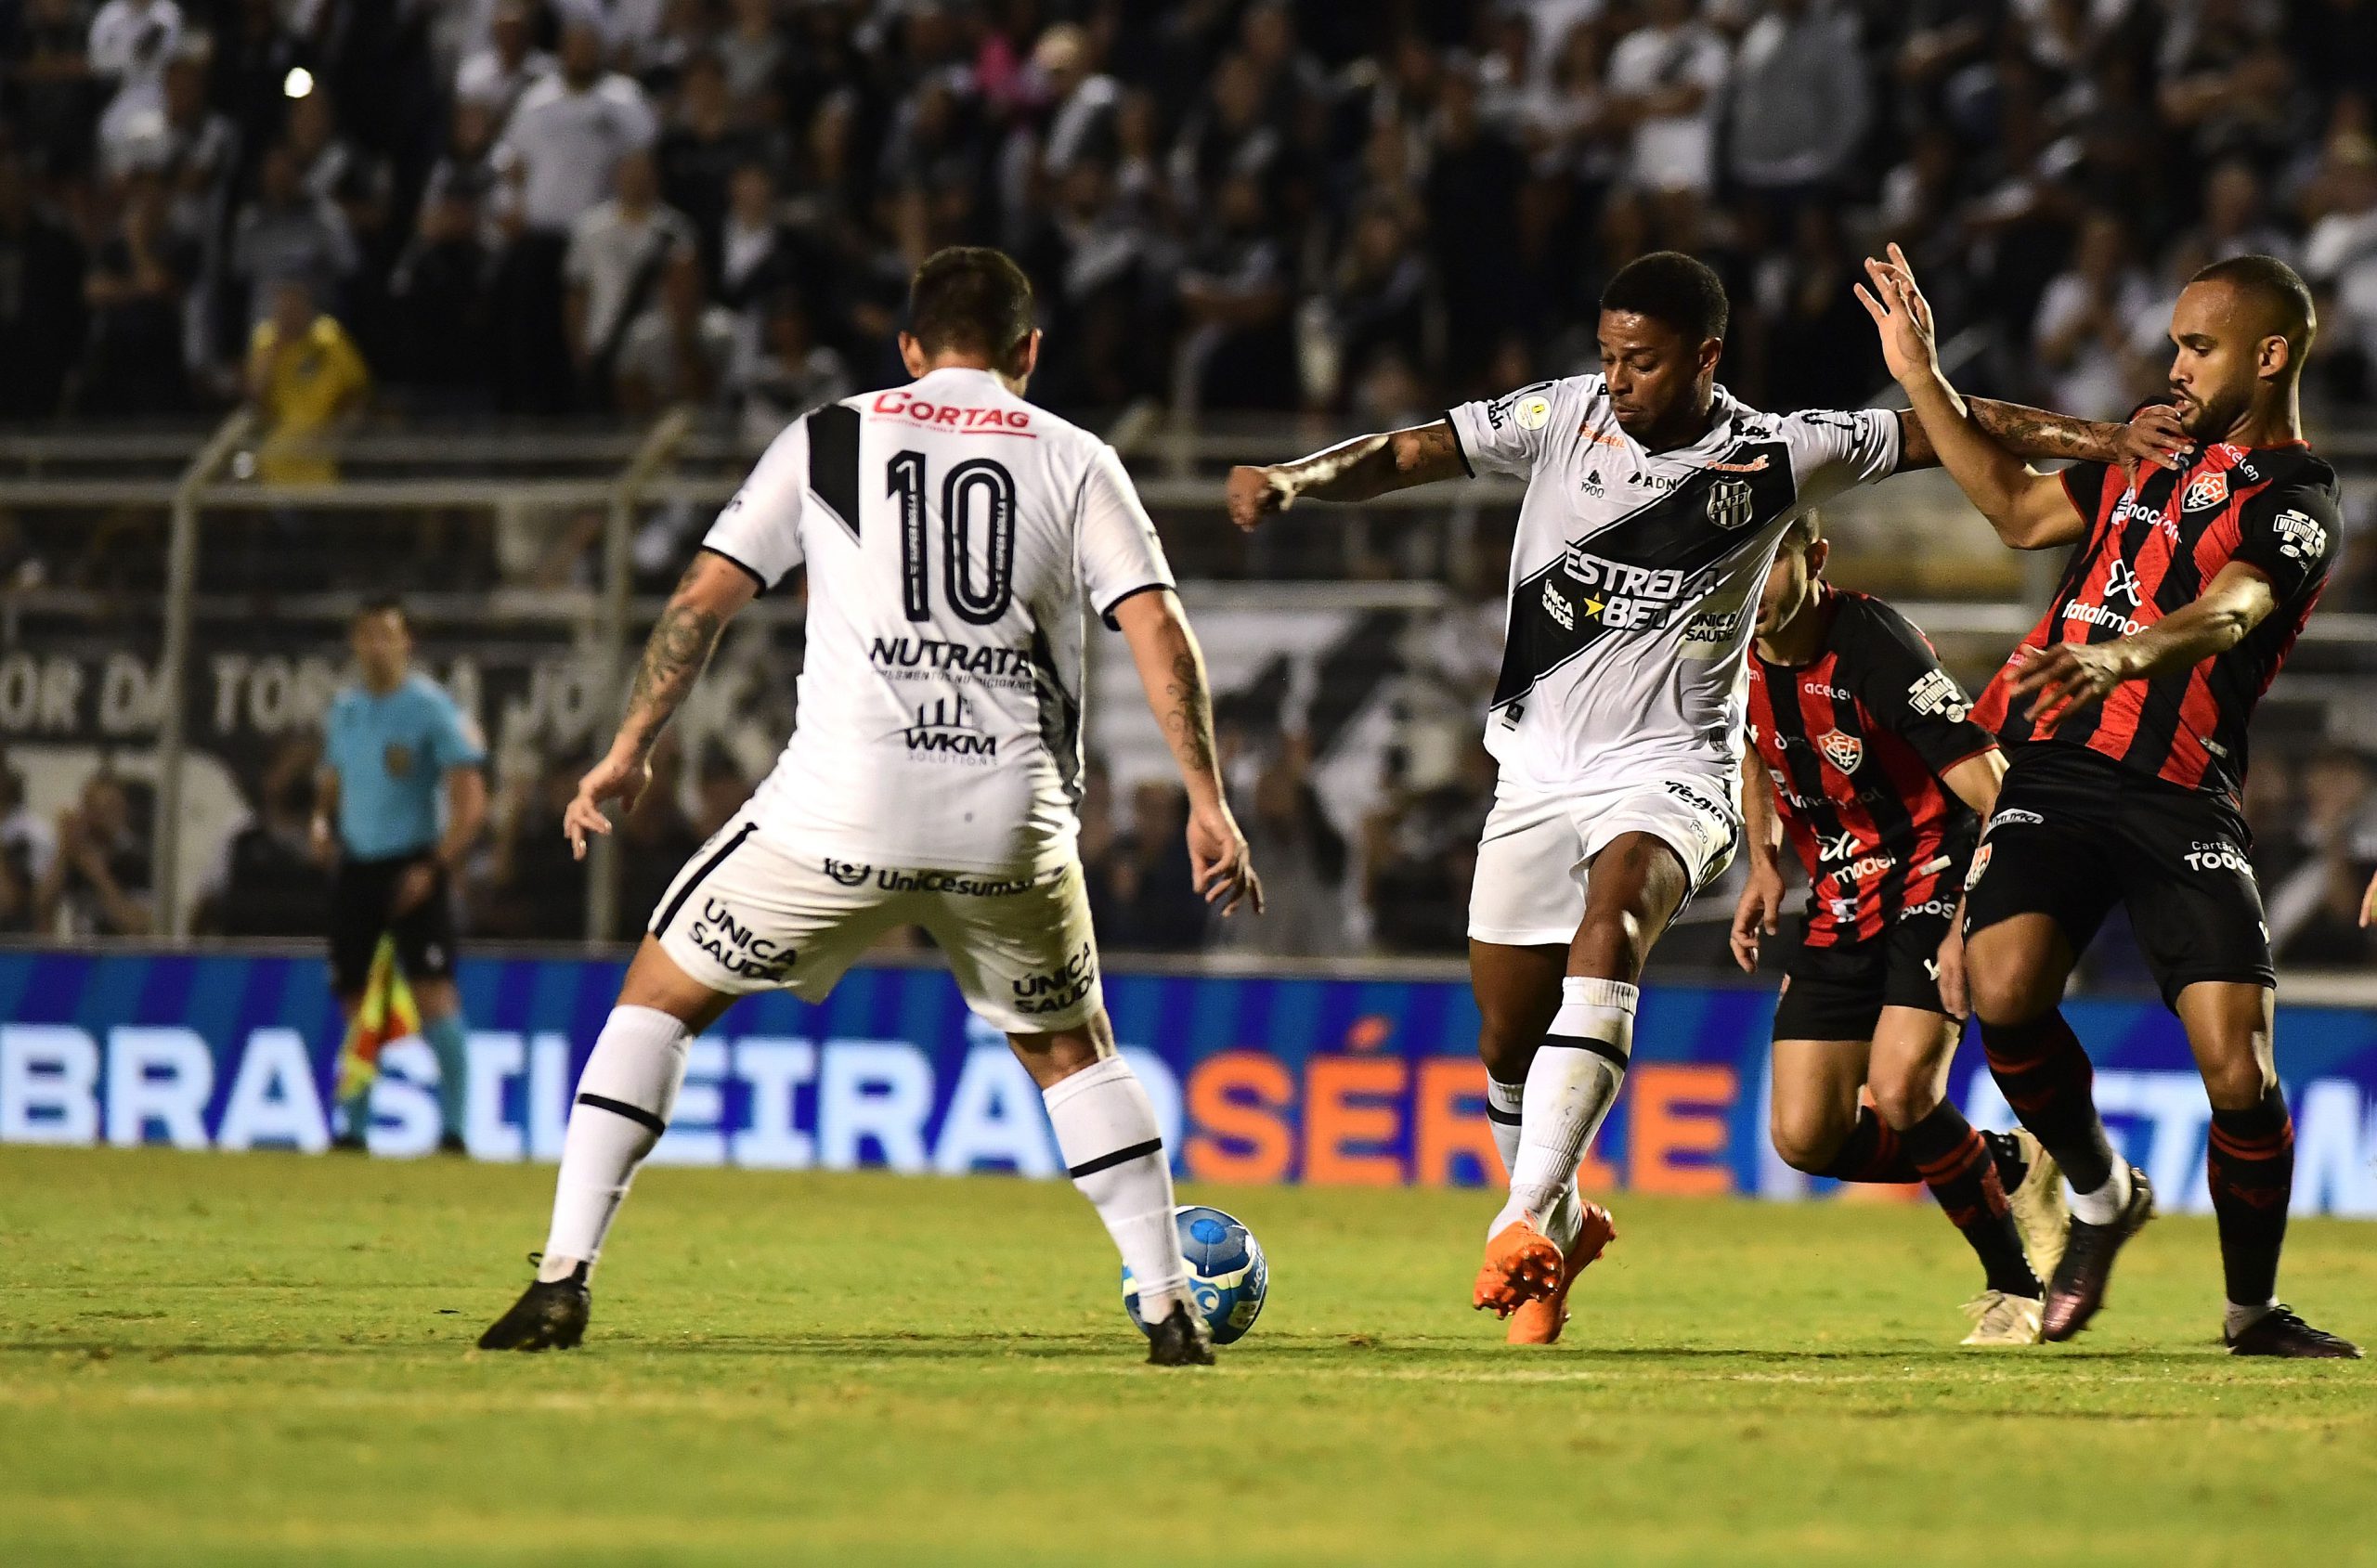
[2058, 459, 2114, 520]
[1781, 407, 1903, 506]
[700, 414, 809, 591]
[425, 688, 487, 771]
[1444, 379, 1568, 480]
[2229, 476, 2339, 604]
[1076, 442, 1176, 627]
[1849, 600, 1999, 775]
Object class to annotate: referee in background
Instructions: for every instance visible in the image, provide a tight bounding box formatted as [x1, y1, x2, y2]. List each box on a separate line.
[314, 599, 488, 1151]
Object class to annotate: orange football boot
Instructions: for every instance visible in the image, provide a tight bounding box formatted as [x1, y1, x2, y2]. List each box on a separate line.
[1506, 1201, 1617, 1345]
[1472, 1214, 1565, 1318]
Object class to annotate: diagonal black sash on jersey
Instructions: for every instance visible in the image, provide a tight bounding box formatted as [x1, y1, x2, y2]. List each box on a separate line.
[806, 403, 863, 543]
[1490, 439, 1799, 716]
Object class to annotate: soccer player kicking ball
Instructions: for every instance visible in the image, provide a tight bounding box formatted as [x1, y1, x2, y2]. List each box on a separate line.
[1861, 243, 2359, 1356]
[1227, 252, 2162, 1345]
[480, 248, 1262, 1367]
[1732, 513, 2064, 1345]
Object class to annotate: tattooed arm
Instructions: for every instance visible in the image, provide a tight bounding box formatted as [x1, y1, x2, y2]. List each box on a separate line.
[1111, 588, 1263, 915]
[1225, 421, 1469, 532]
[1896, 397, 2190, 475]
[563, 550, 758, 858]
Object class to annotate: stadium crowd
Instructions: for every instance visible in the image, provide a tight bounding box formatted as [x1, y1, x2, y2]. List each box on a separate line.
[0, 0, 2375, 430]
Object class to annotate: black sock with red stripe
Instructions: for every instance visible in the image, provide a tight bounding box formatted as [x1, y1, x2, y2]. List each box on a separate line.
[1812, 1108, 1920, 1184]
[2206, 1086, 2293, 1308]
[1901, 1103, 2041, 1297]
[1980, 1010, 2118, 1195]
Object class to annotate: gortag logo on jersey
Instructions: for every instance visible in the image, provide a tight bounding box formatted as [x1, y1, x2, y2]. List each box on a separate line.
[1707, 478, 1755, 530]
[870, 391, 1033, 431]
[903, 695, 998, 761]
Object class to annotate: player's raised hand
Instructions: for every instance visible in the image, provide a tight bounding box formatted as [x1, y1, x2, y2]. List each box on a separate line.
[1225, 464, 1293, 533]
[1728, 860, 1786, 972]
[563, 745, 652, 861]
[2007, 641, 2131, 726]
[1185, 797, 1264, 916]
[1854, 242, 1938, 385]
[2119, 403, 2191, 477]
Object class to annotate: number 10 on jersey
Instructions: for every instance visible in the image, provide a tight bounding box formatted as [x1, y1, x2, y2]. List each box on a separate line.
[889, 449, 1019, 625]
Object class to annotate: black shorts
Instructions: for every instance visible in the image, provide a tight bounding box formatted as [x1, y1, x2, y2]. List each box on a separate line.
[329, 850, 459, 996]
[1772, 910, 1955, 1042]
[1961, 744, 2272, 1009]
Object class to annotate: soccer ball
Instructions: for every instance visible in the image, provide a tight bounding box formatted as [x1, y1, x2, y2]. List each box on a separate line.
[1122, 1204, 1268, 1345]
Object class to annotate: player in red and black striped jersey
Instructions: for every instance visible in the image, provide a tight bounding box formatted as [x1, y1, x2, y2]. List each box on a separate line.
[1864, 246, 2358, 1357]
[1730, 513, 2064, 1344]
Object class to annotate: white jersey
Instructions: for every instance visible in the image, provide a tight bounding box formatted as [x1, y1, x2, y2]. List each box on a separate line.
[1447, 375, 1901, 791]
[704, 366, 1175, 874]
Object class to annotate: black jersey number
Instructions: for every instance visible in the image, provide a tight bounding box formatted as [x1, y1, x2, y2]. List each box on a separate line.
[887, 450, 1017, 625]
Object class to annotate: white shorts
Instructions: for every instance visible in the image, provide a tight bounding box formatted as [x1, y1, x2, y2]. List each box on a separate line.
[1466, 771, 1741, 948]
[649, 816, 1102, 1034]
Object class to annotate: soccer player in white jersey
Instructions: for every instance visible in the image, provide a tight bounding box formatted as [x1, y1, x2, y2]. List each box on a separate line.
[481, 248, 1263, 1367]
[1227, 251, 2176, 1345]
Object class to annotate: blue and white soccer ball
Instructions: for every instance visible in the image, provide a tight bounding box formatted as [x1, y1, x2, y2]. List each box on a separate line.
[1122, 1204, 1268, 1345]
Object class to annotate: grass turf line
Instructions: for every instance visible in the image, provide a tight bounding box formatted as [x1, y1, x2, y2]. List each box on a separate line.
[1, 1146, 2371, 1567]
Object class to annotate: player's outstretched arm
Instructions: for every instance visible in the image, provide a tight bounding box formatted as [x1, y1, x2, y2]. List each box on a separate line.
[2007, 560, 2278, 727]
[1898, 397, 2189, 476]
[1858, 244, 2092, 551]
[1111, 589, 1264, 917]
[565, 550, 757, 858]
[1729, 746, 1787, 973]
[1225, 421, 1468, 532]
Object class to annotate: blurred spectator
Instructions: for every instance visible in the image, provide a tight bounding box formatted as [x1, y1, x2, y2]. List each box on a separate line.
[285, 85, 391, 266]
[0, 149, 87, 419]
[1605, 0, 1730, 197]
[563, 149, 693, 408]
[1214, 733, 1349, 957]
[245, 278, 369, 485]
[192, 734, 330, 937]
[2303, 134, 2377, 389]
[1362, 745, 1494, 955]
[2269, 748, 2377, 961]
[492, 20, 657, 411]
[0, 756, 58, 934]
[210, 0, 302, 166]
[1177, 172, 1293, 410]
[614, 245, 733, 414]
[730, 289, 849, 446]
[1725, 0, 1869, 207]
[80, 171, 193, 415]
[2032, 210, 2156, 419]
[693, 745, 747, 837]
[7, 0, 101, 181]
[656, 51, 760, 253]
[87, 0, 180, 160]
[228, 141, 359, 327]
[454, 0, 552, 128]
[1100, 780, 1207, 952]
[712, 160, 805, 321]
[389, 101, 500, 403]
[480, 756, 588, 940]
[34, 769, 150, 937]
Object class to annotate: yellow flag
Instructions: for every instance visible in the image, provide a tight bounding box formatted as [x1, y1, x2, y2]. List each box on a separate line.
[334, 935, 422, 1102]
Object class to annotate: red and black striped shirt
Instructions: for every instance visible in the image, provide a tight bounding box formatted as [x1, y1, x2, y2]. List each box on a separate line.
[1747, 588, 1997, 946]
[1970, 441, 2338, 800]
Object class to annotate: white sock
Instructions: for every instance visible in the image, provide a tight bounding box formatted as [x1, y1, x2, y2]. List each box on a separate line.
[539, 1005, 691, 1280]
[2067, 1160, 2133, 1227]
[2225, 1298, 2277, 1337]
[1044, 1056, 1190, 1319]
[1489, 1073, 1580, 1250]
[1496, 978, 1636, 1237]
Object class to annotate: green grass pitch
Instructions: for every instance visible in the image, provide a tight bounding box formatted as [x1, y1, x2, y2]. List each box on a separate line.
[3, 1146, 2372, 1567]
